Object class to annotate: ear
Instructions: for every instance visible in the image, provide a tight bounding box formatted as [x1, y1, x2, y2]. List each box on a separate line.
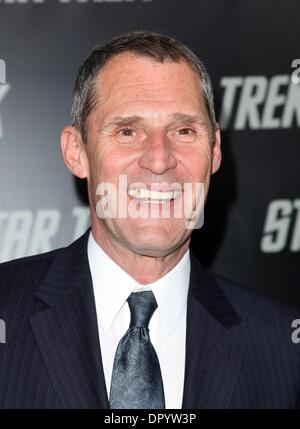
[60, 126, 88, 179]
[211, 126, 222, 174]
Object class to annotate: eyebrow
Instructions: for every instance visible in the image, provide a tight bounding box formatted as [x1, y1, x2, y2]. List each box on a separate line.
[99, 112, 207, 133]
[170, 112, 206, 126]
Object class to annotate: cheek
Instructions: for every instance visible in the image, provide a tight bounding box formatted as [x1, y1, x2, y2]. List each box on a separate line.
[193, 164, 211, 183]
[182, 145, 212, 181]
[90, 155, 133, 193]
[87, 143, 114, 180]
[197, 141, 213, 162]
[95, 144, 140, 179]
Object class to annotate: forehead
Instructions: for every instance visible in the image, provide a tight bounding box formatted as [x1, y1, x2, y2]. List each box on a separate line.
[93, 52, 205, 116]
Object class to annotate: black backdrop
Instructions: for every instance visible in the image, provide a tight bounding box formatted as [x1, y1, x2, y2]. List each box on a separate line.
[0, 0, 299, 307]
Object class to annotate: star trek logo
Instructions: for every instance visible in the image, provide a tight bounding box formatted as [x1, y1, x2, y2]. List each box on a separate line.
[260, 199, 300, 253]
[219, 74, 300, 130]
[0, 59, 10, 139]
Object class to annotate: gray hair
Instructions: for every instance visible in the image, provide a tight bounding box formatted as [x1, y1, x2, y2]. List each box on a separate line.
[71, 30, 217, 143]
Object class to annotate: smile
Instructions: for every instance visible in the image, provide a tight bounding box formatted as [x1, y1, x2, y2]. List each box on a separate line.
[128, 188, 181, 201]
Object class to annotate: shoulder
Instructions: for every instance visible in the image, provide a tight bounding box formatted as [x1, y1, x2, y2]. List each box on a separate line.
[214, 272, 300, 319]
[190, 250, 299, 321]
[0, 229, 91, 310]
[211, 272, 300, 357]
[0, 247, 65, 307]
[0, 227, 91, 284]
[0, 246, 64, 275]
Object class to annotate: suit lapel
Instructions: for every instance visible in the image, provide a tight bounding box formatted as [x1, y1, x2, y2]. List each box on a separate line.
[30, 228, 109, 409]
[182, 251, 246, 409]
[30, 229, 245, 409]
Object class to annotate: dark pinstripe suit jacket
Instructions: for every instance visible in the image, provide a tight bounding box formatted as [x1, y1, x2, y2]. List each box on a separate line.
[0, 228, 300, 409]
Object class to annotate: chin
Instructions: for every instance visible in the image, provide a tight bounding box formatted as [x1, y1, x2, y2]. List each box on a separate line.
[127, 232, 183, 258]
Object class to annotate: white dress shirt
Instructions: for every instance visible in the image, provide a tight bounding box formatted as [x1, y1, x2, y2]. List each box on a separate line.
[87, 231, 190, 409]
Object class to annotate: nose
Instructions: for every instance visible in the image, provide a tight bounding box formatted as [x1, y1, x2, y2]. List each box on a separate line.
[138, 130, 177, 175]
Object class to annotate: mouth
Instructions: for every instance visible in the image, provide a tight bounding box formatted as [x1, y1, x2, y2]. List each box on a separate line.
[127, 188, 182, 203]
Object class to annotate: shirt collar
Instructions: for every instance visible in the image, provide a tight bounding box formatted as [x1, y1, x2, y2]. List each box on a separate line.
[87, 231, 190, 340]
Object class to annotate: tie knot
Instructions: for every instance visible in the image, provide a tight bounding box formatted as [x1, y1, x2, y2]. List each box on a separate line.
[127, 290, 157, 328]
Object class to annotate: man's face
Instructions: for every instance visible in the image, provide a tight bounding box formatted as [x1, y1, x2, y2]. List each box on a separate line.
[80, 52, 221, 257]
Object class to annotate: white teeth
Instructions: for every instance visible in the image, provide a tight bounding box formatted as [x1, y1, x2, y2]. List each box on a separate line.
[128, 188, 179, 200]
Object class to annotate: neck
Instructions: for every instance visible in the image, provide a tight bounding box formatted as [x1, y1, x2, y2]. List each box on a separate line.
[90, 224, 190, 285]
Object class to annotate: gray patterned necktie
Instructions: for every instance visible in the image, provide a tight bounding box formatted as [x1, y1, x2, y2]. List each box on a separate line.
[109, 290, 165, 409]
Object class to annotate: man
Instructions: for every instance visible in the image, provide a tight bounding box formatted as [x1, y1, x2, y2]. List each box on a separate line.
[0, 31, 300, 409]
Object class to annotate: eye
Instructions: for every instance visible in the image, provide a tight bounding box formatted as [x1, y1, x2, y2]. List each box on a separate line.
[119, 127, 135, 137]
[177, 128, 194, 135]
[173, 128, 196, 142]
[116, 127, 138, 143]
